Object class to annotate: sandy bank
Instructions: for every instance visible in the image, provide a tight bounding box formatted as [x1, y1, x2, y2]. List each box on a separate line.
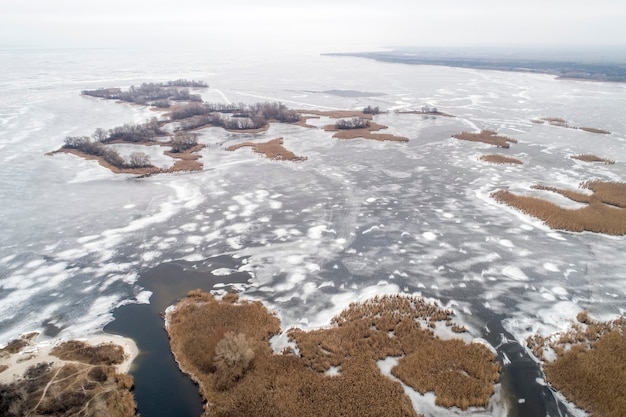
[0, 332, 138, 384]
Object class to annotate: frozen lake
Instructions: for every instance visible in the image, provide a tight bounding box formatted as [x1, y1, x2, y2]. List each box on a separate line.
[1, 48, 625, 416]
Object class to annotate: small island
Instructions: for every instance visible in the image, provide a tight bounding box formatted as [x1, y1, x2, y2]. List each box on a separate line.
[166, 291, 500, 417]
[227, 137, 306, 161]
[453, 129, 518, 148]
[570, 154, 615, 164]
[480, 154, 523, 165]
[492, 180, 626, 235]
[531, 117, 611, 134]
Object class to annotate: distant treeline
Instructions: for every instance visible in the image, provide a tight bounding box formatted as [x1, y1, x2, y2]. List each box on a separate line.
[325, 51, 626, 83]
[82, 79, 208, 107]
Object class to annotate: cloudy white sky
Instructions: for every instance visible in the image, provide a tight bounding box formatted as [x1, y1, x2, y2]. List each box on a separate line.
[2, 0, 625, 52]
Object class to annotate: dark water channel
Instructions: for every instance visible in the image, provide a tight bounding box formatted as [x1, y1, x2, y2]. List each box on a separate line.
[104, 256, 573, 417]
[105, 256, 250, 417]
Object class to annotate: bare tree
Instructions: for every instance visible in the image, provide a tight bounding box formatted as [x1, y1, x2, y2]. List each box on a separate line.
[92, 128, 109, 142]
[128, 151, 151, 168]
[171, 131, 198, 152]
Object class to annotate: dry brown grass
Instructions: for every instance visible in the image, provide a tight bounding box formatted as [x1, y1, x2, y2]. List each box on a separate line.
[51, 340, 126, 366]
[492, 180, 626, 235]
[300, 109, 375, 119]
[480, 154, 523, 165]
[324, 121, 408, 142]
[453, 130, 518, 148]
[579, 127, 611, 134]
[395, 110, 455, 117]
[226, 137, 307, 161]
[167, 292, 500, 416]
[570, 154, 615, 164]
[527, 314, 626, 417]
[531, 117, 611, 134]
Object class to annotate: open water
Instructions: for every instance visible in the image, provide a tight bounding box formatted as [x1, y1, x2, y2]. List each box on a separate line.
[1, 47, 626, 416]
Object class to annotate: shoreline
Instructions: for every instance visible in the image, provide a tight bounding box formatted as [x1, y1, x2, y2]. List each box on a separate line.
[0, 332, 138, 385]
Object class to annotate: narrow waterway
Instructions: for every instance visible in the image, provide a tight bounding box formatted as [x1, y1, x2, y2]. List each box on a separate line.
[105, 257, 250, 417]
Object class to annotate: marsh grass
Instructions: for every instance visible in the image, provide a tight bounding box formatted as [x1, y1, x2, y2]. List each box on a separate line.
[527, 314, 626, 417]
[324, 121, 408, 142]
[226, 137, 307, 161]
[492, 180, 626, 235]
[167, 292, 499, 416]
[570, 154, 615, 164]
[531, 118, 611, 134]
[480, 154, 523, 165]
[453, 130, 518, 148]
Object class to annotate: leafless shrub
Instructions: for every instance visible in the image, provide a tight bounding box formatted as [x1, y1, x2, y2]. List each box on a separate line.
[171, 131, 198, 153]
[213, 332, 255, 390]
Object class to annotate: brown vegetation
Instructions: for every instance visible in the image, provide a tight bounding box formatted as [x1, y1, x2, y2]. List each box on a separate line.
[570, 154, 615, 164]
[51, 340, 126, 366]
[480, 154, 523, 165]
[0, 341, 136, 417]
[531, 117, 611, 134]
[527, 314, 626, 417]
[227, 137, 306, 161]
[167, 292, 500, 416]
[453, 130, 518, 148]
[325, 121, 408, 142]
[492, 180, 626, 235]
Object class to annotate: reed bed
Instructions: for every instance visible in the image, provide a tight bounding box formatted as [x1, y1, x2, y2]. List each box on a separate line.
[453, 130, 518, 148]
[167, 292, 500, 416]
[570, 154, 615, 164]
[226, 137, 306, 161]
[527, 314, 626, 417]
[479, 154, 523, 165]
[492, 180, 626, 235]
[531, 118, 611, 134]
[324, 121, 408, 142]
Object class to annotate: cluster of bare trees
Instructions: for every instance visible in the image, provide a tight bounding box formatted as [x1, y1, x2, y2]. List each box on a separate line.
[63, 126, 155, 169]
[170, 132, 198, 152]
[171, 101, 301, 131]
[107, 118, 163, 142]
[63, 136, 153, 169]
[164, 79, 208, 88]
[363, 105, 380, 115]
[82, 80, 207, 107]
[335, 117, 370, 129]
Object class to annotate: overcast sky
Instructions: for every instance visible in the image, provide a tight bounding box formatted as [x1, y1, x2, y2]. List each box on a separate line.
[2, 1, 626, 52]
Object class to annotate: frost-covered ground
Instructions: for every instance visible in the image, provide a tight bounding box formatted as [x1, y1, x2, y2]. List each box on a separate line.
[1, 48, 625, 416]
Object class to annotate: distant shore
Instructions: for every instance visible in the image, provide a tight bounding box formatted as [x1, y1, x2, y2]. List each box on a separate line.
[324, 51, 626, 83]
